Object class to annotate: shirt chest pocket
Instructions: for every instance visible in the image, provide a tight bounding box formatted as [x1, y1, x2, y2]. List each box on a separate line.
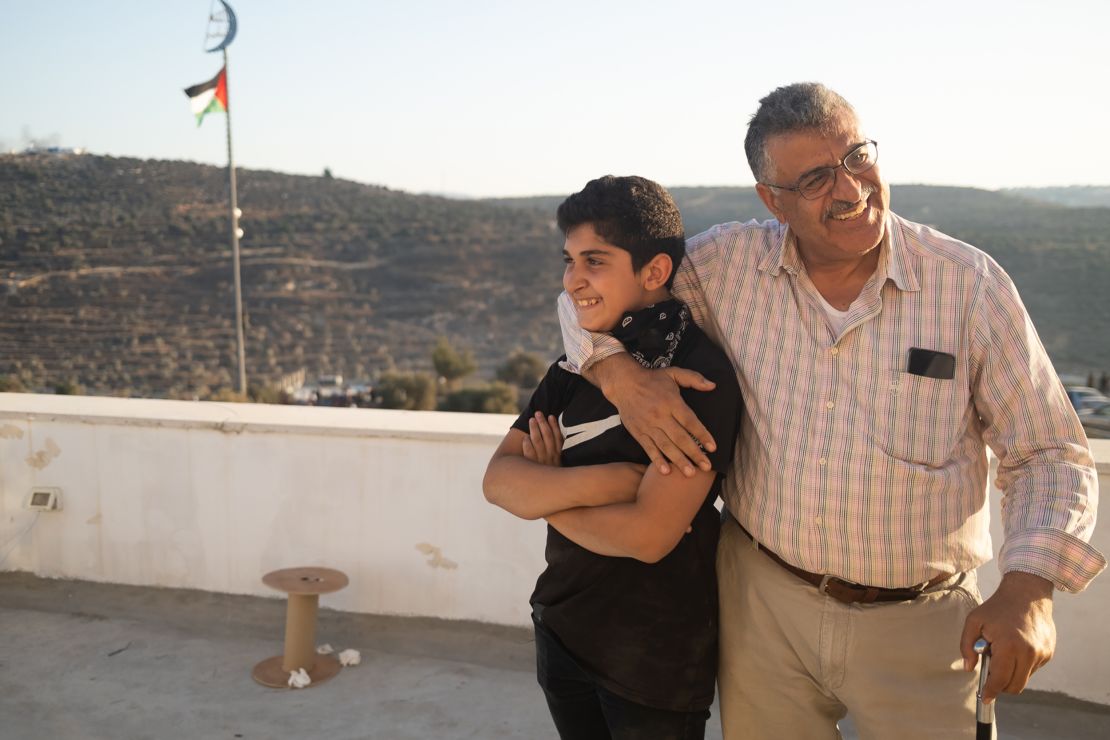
[870, 370, 969, 466]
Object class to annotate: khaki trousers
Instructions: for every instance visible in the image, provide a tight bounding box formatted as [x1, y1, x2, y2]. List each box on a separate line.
[717, 515, 986, 740]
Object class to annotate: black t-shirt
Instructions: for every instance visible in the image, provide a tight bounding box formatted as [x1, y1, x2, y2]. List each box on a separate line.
[513, 321, 741, 712]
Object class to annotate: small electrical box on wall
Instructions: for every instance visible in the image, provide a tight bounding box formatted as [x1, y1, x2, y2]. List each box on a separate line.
[25, 487, 62, 512]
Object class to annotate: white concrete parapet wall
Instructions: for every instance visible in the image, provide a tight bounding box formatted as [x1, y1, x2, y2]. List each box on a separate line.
[1, 393, 1108, 704]
[0, 393, 545, 627]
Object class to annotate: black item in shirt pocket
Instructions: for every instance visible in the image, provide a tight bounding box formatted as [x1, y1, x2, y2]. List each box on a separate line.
[907, 347, 956, 380]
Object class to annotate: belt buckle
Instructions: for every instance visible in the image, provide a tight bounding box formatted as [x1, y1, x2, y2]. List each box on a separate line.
[818, 574, 867, 603]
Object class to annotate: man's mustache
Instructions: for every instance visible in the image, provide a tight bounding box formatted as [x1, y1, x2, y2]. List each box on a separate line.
[826, 185, 876, 217]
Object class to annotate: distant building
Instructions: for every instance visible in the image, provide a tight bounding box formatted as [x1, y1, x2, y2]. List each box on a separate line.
[287, 372, 373, 407]
[21, 146, 86, 156]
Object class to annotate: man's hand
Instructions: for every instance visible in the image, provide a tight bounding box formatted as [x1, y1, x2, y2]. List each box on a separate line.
[960, 571, 1055, 704]
[585, 353, 717, 477]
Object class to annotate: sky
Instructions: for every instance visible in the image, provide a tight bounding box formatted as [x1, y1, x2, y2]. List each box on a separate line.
[2, 0, 1109, 198]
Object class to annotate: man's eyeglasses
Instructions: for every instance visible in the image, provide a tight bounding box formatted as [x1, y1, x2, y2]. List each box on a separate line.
[761, 140, 879, 200]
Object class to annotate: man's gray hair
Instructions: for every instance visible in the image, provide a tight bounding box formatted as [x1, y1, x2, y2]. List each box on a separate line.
[744, 83, 856, 183]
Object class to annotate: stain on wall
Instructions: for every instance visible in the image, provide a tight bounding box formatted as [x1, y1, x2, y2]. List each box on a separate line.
[27, 438, 61, 470]
[0, 424, 24, 439]
[414, 542, 458, 570]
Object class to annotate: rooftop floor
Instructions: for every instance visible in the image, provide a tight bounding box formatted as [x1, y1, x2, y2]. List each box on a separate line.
[2, 573, 1107, 740]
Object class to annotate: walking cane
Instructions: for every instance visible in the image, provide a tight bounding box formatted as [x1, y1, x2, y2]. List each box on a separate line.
[974, 638, 994, 740]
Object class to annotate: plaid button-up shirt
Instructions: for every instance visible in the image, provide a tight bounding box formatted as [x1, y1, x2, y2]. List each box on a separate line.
[559, 213, 1104, 591]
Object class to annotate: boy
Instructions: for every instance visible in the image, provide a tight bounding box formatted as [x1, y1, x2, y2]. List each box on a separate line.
[483, 175, 741, 740]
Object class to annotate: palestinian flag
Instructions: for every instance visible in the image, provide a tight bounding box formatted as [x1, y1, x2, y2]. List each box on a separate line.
[184, 67, 227, 127]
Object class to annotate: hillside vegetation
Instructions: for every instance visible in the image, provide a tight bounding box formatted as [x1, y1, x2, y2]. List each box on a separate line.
[498, 185, 1110, 376]
[1, 154, 565, 397]
[1004, 186, 1110, 209]
[2, 154, 1108, 398]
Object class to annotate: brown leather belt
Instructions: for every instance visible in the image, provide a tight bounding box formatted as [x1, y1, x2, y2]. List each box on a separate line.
[730, 515, 948, 605]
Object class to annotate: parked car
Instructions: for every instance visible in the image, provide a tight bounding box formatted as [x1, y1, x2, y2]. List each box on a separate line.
[1066, 386, 1110, 413]
[1079, 402, 1110, 439]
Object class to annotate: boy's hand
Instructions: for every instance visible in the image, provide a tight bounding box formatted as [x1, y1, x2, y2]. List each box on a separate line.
[523, 412, 563, 467]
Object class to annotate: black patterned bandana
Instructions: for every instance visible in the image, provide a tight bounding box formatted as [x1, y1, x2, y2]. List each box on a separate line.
[609, 298, 689, 369]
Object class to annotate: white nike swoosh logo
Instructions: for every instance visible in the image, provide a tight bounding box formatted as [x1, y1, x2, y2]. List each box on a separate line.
[559, 412, 623, 450]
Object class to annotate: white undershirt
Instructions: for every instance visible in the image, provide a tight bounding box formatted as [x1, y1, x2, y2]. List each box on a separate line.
[816, 292, 853, 336]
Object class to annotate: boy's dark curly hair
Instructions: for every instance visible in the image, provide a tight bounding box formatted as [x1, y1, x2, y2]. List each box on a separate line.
[556, 175, 686, 289]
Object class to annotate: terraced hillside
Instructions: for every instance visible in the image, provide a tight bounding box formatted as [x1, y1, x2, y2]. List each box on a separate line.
[498, 185, 1110, 377]
[3, 153, 1108, 398]
[0, 154, 565, 397]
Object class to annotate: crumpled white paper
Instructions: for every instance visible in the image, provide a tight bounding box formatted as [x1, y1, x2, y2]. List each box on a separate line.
[287, 667, 312, 688]
[316, 643, 335, 655]
[338, 648, 361, 667]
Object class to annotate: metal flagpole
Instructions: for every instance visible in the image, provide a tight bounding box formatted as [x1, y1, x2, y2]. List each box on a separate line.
[223, 46, 247, 395]
[194, 1, 244, 394]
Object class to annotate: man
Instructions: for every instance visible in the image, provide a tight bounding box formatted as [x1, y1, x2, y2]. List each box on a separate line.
[556, 83, 1104, 738]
